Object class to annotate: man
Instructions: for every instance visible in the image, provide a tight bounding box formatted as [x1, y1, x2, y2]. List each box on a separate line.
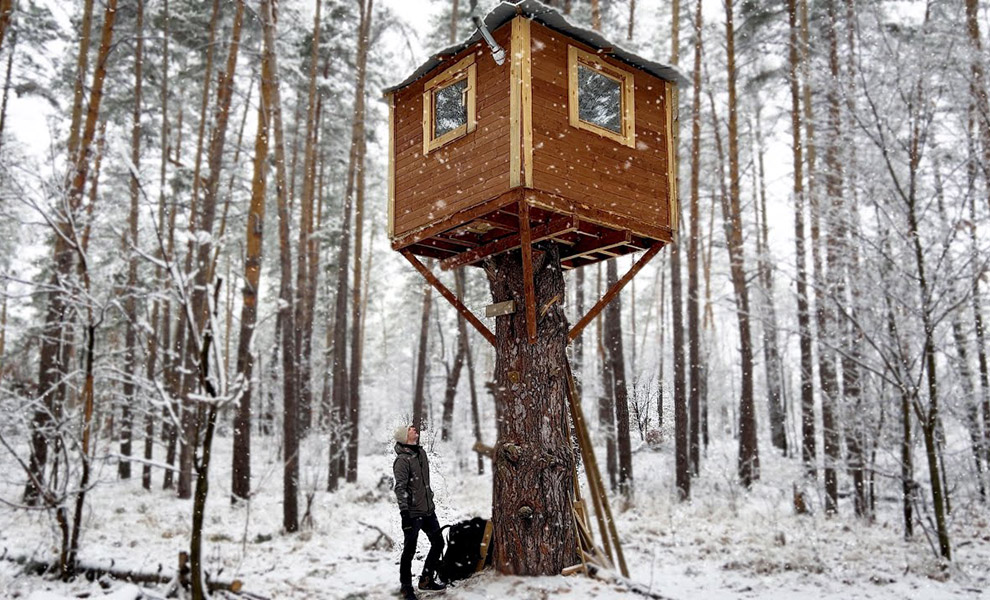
[393, 425, 446, 599]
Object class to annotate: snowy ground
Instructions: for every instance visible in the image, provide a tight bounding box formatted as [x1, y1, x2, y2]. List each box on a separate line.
[2, 430, 989, 600]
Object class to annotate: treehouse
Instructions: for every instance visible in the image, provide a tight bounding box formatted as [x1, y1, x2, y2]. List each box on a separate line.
[385, 1, 687, 578]
[384, 0, 687, 273]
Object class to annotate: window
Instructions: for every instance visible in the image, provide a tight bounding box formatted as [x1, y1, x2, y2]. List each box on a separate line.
[568, 46, 636, 147]
[423, 54, 477, 155]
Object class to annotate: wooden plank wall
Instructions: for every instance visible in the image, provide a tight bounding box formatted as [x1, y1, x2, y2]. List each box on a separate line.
[392, 28, 513, 239]
[528, 22, 671, 235]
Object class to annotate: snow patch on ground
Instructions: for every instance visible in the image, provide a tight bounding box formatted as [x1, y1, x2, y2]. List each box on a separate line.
[1, 431, 988, 599]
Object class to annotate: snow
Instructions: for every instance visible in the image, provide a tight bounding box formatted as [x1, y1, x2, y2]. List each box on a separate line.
[2, 429, 988, 600]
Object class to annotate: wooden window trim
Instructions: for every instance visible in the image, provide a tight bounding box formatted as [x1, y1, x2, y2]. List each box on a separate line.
[567, 46, 636, 148]
[422, 53, 477, 156]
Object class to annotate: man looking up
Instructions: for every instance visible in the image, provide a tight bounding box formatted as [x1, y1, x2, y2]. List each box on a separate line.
[393, 424, 446, 599]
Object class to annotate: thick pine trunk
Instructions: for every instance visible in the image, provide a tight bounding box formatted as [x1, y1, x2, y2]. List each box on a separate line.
[485, 244, 576, 575]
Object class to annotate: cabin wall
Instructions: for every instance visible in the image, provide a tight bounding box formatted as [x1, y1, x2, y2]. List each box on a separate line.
[528, 22, 672, 236]
[391, 27, 513, 241]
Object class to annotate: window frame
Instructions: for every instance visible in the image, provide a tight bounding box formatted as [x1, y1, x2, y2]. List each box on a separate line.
[422, 54, 477, 155]
[567, 46, 636, 148]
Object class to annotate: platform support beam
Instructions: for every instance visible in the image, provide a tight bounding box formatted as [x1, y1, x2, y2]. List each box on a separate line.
[567, 242, 664, 342]
[401, 250, 496, 347]
[519, 200, 538, 344]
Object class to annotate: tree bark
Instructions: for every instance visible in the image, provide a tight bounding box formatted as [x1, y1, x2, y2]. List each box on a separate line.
[485, 244, 576, 575]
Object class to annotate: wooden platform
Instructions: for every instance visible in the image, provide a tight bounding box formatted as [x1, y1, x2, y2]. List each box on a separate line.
[391, 188, 671, 271]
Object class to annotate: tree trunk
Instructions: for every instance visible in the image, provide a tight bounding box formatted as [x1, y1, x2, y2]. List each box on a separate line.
[176, 0, 223, 500]
[25, 0, 96, 506]
[442, 269, 469, 441]
[753, 107, 787, 455]
[346, 0, 374, 483]
[0, 0, 12, 55]
[120, 0, 145, 481]
[0, 24, 16, 156]
[295, 0, 322, 437]
[412, 264, 434, 430]
[232, 16, 275, 503]
[259, 0, 300, 533]
[686, 0, 703, 482]
[606, 260, 634, 497]
[965, 0, 990, 210]
[818, 0, 845, 515]
[788, 0, 816, 480]
[724, 0, 759, 487]
[485, 244, 576, 575]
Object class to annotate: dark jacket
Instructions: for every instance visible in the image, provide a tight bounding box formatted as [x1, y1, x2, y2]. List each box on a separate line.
[393, 442, 435, 517]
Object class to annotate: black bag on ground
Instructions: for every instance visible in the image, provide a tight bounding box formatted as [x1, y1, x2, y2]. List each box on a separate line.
[439, 517, 492, 582]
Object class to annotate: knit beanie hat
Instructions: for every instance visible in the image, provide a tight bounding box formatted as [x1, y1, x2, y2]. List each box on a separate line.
[394, 425, 411, 444]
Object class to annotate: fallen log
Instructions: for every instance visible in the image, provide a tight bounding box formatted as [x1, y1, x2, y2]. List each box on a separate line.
[1, 548, 260, 598]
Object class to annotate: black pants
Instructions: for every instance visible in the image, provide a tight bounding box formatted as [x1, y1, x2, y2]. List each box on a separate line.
[400, 512, 444, 588]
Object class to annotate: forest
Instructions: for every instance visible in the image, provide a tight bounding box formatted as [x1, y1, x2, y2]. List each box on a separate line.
[1, 0, 989, 598]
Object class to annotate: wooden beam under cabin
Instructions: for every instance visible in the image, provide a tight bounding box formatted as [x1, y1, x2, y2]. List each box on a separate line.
[560, 229, 633, 262]
[567, 242, 664, 342]
[519, 200, 538, 344]
[440, 215, 578, 271]
[401, 250, 497, 347]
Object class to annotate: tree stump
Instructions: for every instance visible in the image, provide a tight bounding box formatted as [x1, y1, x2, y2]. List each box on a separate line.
[484, 243, 577, 575]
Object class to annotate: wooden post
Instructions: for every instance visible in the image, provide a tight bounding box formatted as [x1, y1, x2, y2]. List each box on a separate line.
[519, 199, 538, 344]
[564, 360, 629, 577]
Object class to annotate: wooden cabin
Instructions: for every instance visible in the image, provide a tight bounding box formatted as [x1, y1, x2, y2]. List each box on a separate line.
[385, 0, 686, 271]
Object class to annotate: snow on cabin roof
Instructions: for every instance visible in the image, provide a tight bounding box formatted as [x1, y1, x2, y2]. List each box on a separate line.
[383, 0, 689, 95]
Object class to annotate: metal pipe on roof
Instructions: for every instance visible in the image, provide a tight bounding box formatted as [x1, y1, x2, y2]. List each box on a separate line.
[473, 16, 506, 65]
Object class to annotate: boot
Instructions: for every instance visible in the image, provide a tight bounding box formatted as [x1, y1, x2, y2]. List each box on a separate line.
[400, 585, 419, 600]
[418, 573, 447, 591]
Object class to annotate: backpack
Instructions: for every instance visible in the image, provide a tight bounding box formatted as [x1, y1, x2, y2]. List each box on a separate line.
[439, 517, 493, 582]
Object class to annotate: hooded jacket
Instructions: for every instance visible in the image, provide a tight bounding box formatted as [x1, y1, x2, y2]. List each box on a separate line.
[393, 442, 436, 517]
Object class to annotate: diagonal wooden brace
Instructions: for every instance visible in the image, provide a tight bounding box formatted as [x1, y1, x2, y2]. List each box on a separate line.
[567, 241, 664, 342]
[401, 250, 497, 347]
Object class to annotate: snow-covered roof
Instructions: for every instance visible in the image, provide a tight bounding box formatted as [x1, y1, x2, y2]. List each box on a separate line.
[383, 0, 689, 95]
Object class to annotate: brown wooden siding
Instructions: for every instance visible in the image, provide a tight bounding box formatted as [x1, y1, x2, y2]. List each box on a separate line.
[528, 22, 671, 235]
[392, 26, 513, 240]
